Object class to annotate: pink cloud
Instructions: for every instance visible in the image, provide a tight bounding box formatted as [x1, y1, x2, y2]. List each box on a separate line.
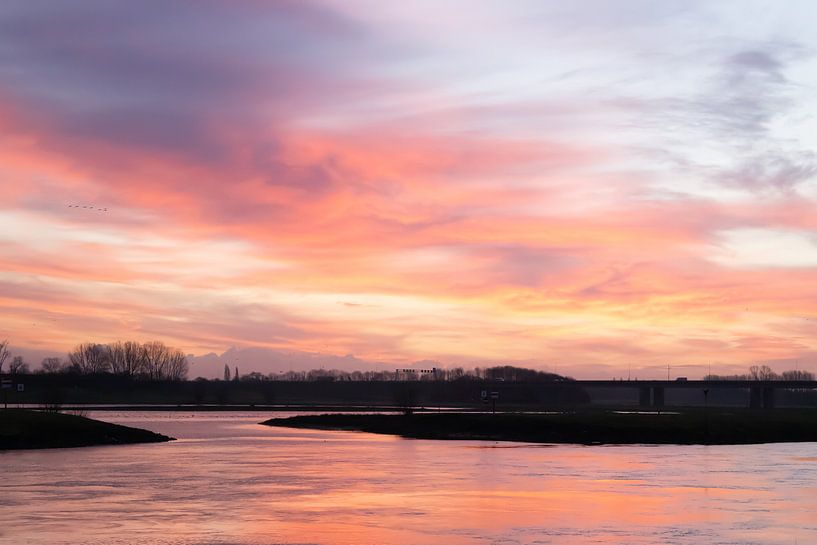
[1, 2, 817, 376]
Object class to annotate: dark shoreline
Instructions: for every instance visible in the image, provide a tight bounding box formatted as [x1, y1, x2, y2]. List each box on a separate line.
[18, 404, 448, 412]
[0, 409, 174, 451]
[262, 410, 817, 445]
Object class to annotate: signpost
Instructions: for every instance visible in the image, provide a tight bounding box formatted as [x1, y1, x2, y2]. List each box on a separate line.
[481, 390, 500, 413]
[1, 378, 11, 409]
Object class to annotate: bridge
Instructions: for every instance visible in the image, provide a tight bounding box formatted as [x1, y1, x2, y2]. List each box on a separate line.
[571, 380, 817, 409]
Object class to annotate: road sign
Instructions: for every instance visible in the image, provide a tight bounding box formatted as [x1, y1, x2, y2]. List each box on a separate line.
[1, 379, 11, 389]
[16, 383, 24, 392]
[490, 391, 499, 399]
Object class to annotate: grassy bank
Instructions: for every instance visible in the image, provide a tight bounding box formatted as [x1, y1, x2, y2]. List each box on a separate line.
[262, 409, 817, 445]
[0, 409, 174, 450]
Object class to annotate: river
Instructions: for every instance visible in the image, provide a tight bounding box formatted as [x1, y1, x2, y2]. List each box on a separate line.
[1, 411, 816, 544]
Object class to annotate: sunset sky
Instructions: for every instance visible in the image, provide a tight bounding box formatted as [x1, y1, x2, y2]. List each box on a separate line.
[2, 1, 817, 378]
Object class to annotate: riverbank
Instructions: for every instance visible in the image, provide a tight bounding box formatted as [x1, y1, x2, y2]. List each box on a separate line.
[262, 409, 817, 445]
[9, 404, 451, 412]
[0, 409, 174, 450]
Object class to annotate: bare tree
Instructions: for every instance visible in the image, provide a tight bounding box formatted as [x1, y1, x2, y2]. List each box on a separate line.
[68, 343, 111, 374]
[749, 365, 777, 381]
[108, 341, 128, 375]
[122, 341, 147, 376]
[0, 339, 10, 374]
[143, 341, 170, 380]
[62, 340, 190, 379]
[165, 348, 189, 381]
[40, 357, 64, 374]
[8, 356, 29, 375]
[781, 369, 816, 381]
[108, 341, 147, 377]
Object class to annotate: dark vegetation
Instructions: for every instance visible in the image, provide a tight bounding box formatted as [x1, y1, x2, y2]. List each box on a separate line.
[263, 409, 817, 445]
[60, 341, 188, 379]
[2, 372, 590, 408]
[1, 339, 189, 380]
[0, 409, 173, 450]
[705, 364, 815, 381]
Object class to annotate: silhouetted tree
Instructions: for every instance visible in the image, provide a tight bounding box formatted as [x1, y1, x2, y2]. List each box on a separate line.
[109, 341, 147, 377]
[108, 341, 128, 375]
[484, 365, 566, 382]
[234, 366, 239, 381]
[706, 366, 814, 381]
[165, 349, 189, 381]
[781, 370, 815, 381]
[63, 340, 187, 380]
[749, 365, 778, 380]
[8, 356, 29, 374]
[68, 343, 111, 374]
[0, 339, 10, 374]
[142, 341, 170, 380]
[40, 357, 64, 374]
[136, 341, 187, 380]
[122, 341, 147, 376]
[224, 364, 231, 381]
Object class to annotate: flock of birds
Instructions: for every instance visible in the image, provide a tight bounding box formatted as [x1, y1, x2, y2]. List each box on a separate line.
[68, 204, 108, 212]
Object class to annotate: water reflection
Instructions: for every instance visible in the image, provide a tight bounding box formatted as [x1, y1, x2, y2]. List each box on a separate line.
[0, 411, 815, 544]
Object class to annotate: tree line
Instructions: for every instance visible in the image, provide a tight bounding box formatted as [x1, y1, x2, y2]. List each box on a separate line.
[234, 365, 572, 383]
[704, 365, 815, 381]
[1, 340, 189, 380]
[3, 338, 813, 385]
[1, 345, 568, 383]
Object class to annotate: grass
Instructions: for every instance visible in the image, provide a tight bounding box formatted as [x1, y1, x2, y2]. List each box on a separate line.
[0, 409, 174, 450]
[262, 409, 817, 445]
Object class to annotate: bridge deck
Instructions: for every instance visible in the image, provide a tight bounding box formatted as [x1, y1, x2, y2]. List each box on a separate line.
[570, 380, 817, 389]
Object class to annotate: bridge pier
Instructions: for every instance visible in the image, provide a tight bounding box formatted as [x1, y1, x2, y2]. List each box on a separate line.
[652, 386, 664, 408]
[750, 386, 777, 409]
[639, 387, 651, 407]
[750, 386, 762, 409]
[637, 386, 665, 408]
[763, 387, 775, 409]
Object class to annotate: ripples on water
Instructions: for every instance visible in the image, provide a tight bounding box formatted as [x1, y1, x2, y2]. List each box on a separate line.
[1, 411, 816, 545]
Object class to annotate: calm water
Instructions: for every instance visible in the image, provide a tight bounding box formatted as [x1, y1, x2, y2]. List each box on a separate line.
[1, 411, 816, 545]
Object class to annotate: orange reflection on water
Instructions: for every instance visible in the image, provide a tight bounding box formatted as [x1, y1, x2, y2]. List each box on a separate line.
[1, 413, 815, 545]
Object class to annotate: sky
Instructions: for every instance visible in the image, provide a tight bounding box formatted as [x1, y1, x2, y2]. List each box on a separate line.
[2, 1, 817, 378]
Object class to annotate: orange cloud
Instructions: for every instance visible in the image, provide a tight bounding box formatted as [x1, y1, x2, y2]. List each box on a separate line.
[1, 9, 817, 377]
